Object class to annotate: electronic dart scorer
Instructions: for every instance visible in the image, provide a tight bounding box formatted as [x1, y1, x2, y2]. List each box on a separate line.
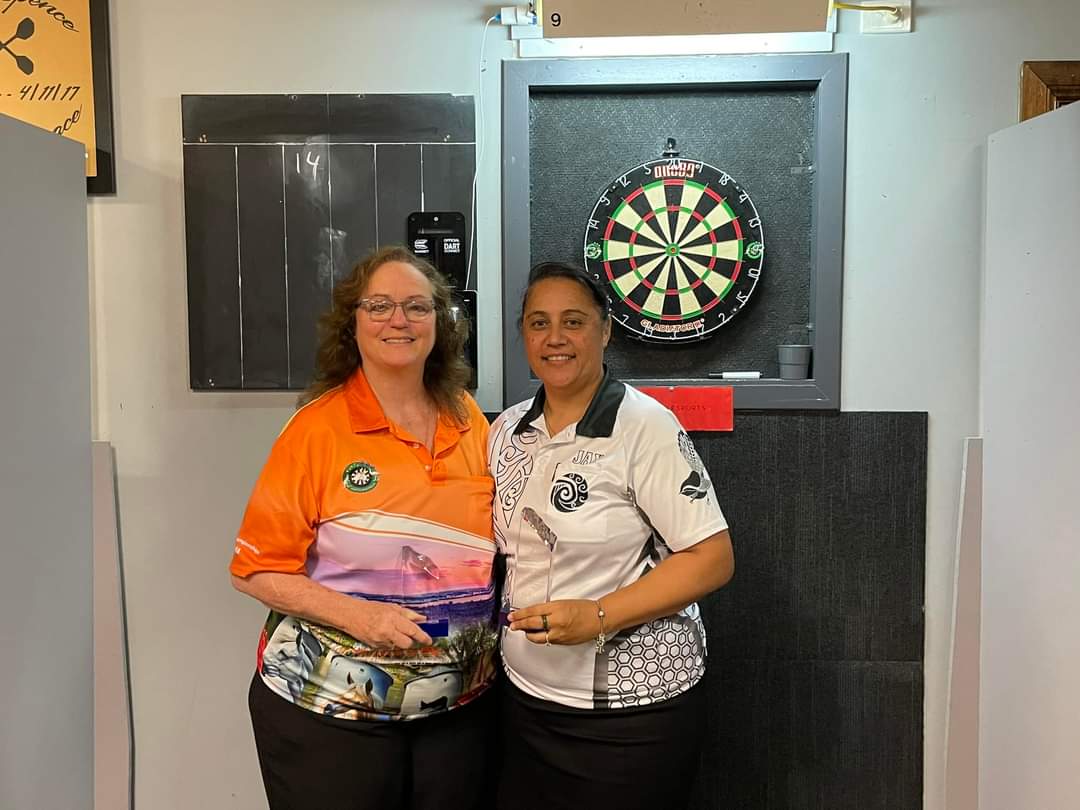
[583, 140, 765, 343]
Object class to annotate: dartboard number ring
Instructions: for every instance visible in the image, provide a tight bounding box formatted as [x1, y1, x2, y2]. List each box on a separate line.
[583, 158, 764, 343]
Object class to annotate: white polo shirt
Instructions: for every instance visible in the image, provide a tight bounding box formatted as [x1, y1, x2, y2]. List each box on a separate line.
[488, 371, 729, 710]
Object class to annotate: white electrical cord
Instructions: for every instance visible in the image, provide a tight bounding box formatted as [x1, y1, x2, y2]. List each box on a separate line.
[466, 13, 498, 291]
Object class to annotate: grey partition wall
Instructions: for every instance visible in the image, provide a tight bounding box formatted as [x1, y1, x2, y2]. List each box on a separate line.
[981, 101, 1080, 810]
[502, 54, 846, 410]
[93, 442, 134, 810]
[0, 114, 92, 810]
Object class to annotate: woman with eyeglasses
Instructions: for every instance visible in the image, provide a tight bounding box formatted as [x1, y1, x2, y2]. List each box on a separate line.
[488, 262, 735, 810]
[230, 246, 498, 810]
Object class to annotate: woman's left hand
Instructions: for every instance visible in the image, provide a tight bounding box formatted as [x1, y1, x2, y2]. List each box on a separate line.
[508, 600, 602, 646]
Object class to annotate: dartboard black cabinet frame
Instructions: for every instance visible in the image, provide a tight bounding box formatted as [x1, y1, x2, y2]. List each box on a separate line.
[501, 54, 847, 410]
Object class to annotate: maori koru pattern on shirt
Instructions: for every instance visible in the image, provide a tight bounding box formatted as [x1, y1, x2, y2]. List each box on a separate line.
[550, 473, 588, 512]
[491, 418, 537, 532]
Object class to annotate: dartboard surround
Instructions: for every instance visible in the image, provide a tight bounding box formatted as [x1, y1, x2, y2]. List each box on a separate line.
[583, 158, 764, 343]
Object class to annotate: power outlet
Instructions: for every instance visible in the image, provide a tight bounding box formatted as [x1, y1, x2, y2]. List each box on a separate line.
[499, 4, 536, 25]
[860, 0, 912, 34]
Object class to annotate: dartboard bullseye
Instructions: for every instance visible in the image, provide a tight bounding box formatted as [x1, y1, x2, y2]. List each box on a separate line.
[583, 157, 764, 343]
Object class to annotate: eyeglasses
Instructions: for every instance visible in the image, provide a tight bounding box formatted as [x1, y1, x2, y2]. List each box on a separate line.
[356, 296, 436, 322]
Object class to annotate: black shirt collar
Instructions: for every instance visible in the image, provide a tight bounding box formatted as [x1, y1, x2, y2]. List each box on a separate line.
[514, 367, 626, 438]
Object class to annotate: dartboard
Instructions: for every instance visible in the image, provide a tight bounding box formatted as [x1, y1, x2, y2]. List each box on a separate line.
[583, 158, 764, 343]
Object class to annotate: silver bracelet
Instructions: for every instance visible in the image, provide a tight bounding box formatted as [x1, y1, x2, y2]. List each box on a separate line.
[594, 600, 606, 654]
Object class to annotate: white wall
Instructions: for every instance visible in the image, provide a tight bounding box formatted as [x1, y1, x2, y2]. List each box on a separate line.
[87, 1, 1080, 807]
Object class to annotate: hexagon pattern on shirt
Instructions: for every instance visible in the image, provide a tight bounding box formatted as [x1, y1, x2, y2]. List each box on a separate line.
[603, 608, 706, 709]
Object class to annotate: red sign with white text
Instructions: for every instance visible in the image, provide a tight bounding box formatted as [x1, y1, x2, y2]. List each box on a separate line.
[637, 386, 734, 432]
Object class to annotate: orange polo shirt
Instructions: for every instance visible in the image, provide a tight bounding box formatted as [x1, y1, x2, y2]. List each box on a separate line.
[231, 369, 497, 721]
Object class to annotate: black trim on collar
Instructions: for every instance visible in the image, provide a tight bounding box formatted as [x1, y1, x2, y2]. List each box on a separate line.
[513, 368, 626, 438]
[578, 369, 626, 438]
[513, 387, 547, 435]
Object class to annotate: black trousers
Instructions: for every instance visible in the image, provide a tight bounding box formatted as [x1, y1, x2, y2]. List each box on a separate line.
[248, 673, 496, 810]
[496, 678, 707, 810]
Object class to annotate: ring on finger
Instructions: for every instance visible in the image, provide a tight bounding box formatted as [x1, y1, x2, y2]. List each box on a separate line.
[541, 614, 550, 632]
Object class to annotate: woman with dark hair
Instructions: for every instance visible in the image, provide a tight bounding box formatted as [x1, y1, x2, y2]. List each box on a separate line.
[231, 246, 497, 810]
[489, 261, 735, 810]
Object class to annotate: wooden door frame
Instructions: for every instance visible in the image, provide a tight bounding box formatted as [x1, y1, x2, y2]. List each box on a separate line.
[1020, 61, 1080, 122]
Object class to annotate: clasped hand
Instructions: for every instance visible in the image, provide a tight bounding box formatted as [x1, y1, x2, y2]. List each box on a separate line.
[508, 599, 601, 646]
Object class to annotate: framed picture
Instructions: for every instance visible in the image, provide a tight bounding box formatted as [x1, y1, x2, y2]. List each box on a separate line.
[1020, 61, 1080, 122]
[0, 0, 116, 194]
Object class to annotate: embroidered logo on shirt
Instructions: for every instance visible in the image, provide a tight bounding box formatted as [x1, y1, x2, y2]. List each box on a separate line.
[343, 461, 379, 493]
[234, 537, 261, 556]
[570, 449, 604, 465]
[550, 472, 589, 512]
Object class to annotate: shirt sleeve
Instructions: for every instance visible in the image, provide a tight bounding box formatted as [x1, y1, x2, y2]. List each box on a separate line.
[626, 404, 728, 554]
[229, 435, 319, 578]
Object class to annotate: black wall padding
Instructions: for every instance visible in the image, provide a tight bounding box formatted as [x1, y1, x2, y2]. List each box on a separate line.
[690, 411, 926, 809]
[528, 89, 815, 378]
